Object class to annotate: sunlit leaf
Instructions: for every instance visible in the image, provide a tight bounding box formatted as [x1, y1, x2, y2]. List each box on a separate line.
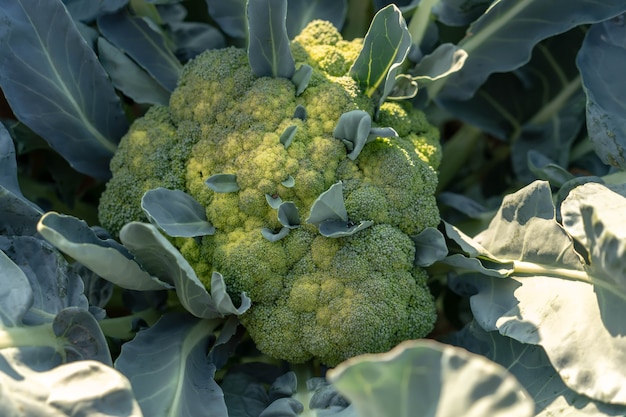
[141, 188, 215, 238]
[206, 174, 240, 193]
[349, 4, 411, 109]
[306, 182, 348, 226]
[327, 339, 534, 417]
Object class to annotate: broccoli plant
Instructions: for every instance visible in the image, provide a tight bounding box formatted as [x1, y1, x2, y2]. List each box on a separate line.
[97, 4, 440, 366]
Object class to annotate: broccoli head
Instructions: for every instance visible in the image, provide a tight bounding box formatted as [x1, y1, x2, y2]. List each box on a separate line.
[99, 19, 441, 366]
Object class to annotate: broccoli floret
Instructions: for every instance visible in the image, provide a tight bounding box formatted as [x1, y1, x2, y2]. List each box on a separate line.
[99, 20, 441, 366]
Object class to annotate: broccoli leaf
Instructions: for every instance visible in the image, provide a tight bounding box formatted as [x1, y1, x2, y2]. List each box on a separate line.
[445, 181, 626, 404]
[577, 16, 626, 169]
[205, 0, 247, 38]
[265, 194, 283, 209]
[280, 176, 296, 188]
[306, 182, 348, 226]
[333, 110, 372, 160]
[262, 227, 290, 242]
[412, 43, 468, 86]
[115, 313, 228, 417]
[277, 202, 300, 229]
[247, 0, 295, 79]
[0, 359, 141, 417]
[206, 174, 240, 193]
[453, 321, 626, 417]
[293, 104, 307, 120]
[0, 124, 42, 235]
[97, 8, 183, 92]
[62, 0, 128, 22]
[349, 4, 411, 110]
[37, 212, 171, 291]
[120, 222, 250, 318]
[280, 125, 298, 149]
[97, 37, 170, 105]
[0, 0, 128, 179]
[412, 227, 449, 267]
[141, 188, 215, 238]
[327, 339, 534, 417]
[292, 65, 313, 96]
[318, 219, 373, 238]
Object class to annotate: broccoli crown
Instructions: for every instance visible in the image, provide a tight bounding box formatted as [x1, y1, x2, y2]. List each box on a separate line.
[99, 20, 441, 366]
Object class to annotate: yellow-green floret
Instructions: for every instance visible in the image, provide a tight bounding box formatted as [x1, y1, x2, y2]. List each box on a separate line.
[98, 20, 441, 366]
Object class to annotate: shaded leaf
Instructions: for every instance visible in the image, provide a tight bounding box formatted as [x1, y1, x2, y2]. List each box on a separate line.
[62, 0, 128, 22]
[293, 104, 307, 120]
[247, 0, 295, 78]
[97, 37, 170, 105]
[0, 249, 32, 327]
[0, 0, 128, 179]
[141, 187, 215, 238]
[205, 0, 247, 38]
[412, 227, 449, 267]
[349, 5, 411, 109]
[327, 339, 534, 417]
[412, 43, 467, 85]
[292, 65, 312, 97]
[37, 212, 170, 291]
[280, 125, 298, 149]
[115, 313, 228, 417]
[527, 150, 575, 187]
[333, 110, 372, 160]
[436, 0, 626, 103]
[277, 202, 300, 229]
[98, 8, 183, 91]
[119, 222, 250, 318]
[168, 21, 226, 62]
[432, 0, 491, 26]
[318, 219, 374, 238]
[52, 307, 111, 365]
[577, 15, 626, 169]
[306, 182, 348, 226]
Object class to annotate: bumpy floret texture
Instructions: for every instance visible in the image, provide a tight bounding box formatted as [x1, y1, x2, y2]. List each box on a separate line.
[99, 20, 441, 366]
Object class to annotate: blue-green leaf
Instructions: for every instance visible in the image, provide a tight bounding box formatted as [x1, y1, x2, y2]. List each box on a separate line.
[292, 65, 313, 96]
[265, 194, 283, 209]
[293, 104, 307, 120]
[120, 222, 250, 318]
[318, 219, 373, 238]
[306, 182, 348, 226]
[285, 0, 348, 38]
[98, 8, 183, 92]
[527, 150, 575, 187]
[115, 313, 228, 417]
[277, 202, 300, 229]
[62, 0, 128, 22]
[0, 249, 32, 327]
[436, 0, 626, 103]
[141, 188, 215, 238]
[327, 339, 534, 417]
[37, 212, 171, 291]
[412, 227, 449, 267]
[0, 0, 128, 179]
[412, 43, 467, 86]
[206, 174, 240, 193]
[247, 0, 295, 78]
[349, 4, 411, 109]
[205, 0, 247, 38]
[577, 16, 626, 169]
[432, 0, 491, 26]
[280, 175, 295, 188]
[168, 21, 226, 62]
[53, 307, 112, 365]
[97, 37, 170, 105]
[333, 110, 372, 160]
[280, 125, 298, 149]
[262, 227, 290, 242]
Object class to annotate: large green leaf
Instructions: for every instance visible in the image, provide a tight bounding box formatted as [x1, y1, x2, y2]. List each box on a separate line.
[119, 222, 250, 319]
[454, 321, 626, 416]
[285, 0, 347, 38]
[0, 0, 128, 179]
[350, 4, 411, 110]
[246, 0, 295, 78]
[97, 8, 183, 91]
[327, 339, 534, 417]
[37, 212, 171, 291]
[436, 0, 626, 103]
[577, 16, 626, 169]
[115, 313, 227, 417]
[448, 181, 626, 404]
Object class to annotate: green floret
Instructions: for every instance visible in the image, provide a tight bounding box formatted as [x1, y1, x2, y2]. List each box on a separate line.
[98, 19, 441, 366]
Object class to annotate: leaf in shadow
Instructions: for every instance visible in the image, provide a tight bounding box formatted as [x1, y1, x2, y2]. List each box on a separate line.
[0, 0, 128, 179]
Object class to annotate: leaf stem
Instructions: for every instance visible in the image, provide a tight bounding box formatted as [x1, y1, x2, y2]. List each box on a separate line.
[98, 308, 162, 340]
[0, 323, 58, 350]
[512, 260, 591, 283]
[437, 123, 483, 193]
[407, 0, 439, 50]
